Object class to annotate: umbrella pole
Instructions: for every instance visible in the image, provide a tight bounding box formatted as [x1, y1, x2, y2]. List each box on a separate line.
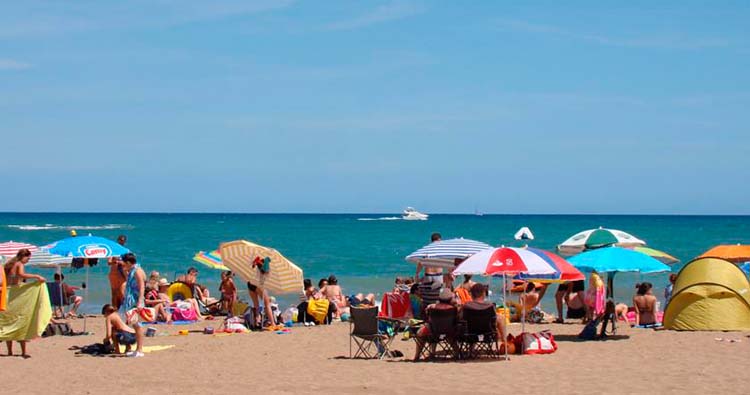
[83, 265, 89, 334]
[503, 273, 509, 361]
[521, 287, 526, 334]
[58, 266, 64, 319]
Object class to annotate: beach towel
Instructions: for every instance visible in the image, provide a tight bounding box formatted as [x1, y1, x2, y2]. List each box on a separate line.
[585, 286, 606, 316]
[624, 311, 663, 324]
[121, 263, 142, 313]
[0, 282, 53, 341]
[379, 292, 411, 319]
[117, 344, 175, 354]
[0, 266, 6, 312]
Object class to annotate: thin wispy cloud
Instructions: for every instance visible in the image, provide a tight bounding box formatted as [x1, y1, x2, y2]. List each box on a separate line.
[0, 59, 32, 70]
[496, 19, 730, 50]
[325, 1, 425, 31]
[0, 0, 295, 38]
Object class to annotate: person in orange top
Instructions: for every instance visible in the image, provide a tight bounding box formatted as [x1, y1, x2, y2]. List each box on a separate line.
[107, 235, 127, 308]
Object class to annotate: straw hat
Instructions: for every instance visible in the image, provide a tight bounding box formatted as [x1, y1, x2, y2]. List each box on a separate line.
[158, 278, 169, 287]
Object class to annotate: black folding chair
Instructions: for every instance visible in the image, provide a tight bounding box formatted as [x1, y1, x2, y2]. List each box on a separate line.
[349, 306, 390, 359]
[417, 307, 460, 361]
[459, 305, 502, 359]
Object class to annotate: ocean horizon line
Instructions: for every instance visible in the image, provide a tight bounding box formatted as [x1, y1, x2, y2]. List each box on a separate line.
[1, 211, 748, 217]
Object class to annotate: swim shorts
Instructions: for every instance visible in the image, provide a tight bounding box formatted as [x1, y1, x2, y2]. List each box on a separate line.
[116, 331, 136, 345]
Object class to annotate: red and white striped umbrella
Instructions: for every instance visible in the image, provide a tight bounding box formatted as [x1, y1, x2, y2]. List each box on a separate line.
[453, 247, 557, 277]
[0, 241, 39, 257]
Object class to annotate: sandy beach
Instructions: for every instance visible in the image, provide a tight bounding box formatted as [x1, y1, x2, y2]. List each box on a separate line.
[1, 318, 748, 395]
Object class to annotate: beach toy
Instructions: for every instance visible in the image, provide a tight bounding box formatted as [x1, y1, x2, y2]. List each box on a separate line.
[145, 327, 157, 337]
[340, 313, 350, 322]
[167, 282, 193, 302]
[284, 321, 293, 327]
[204, 327, 214, 335]
[178, 329, 189, 336]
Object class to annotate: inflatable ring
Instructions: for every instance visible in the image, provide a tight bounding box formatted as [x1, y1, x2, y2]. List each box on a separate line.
[167, 281, 193, 302]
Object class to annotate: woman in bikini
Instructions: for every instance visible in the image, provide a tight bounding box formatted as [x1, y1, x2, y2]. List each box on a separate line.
[3, 248, 45, 358]
[633, 282, 658, 326]
[322, 275, 347, 318]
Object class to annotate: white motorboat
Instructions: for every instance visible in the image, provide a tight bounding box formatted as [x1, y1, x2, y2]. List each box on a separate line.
[402, 207, 428, 220]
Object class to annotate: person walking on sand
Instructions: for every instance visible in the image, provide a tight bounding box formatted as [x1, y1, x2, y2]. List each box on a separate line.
[3, 248, 45, 358]
[108, 235, 127, 308]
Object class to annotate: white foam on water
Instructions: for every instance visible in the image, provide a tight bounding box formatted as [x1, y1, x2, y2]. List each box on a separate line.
[357, 217, 402, 221]
[5, 224, 134, 231]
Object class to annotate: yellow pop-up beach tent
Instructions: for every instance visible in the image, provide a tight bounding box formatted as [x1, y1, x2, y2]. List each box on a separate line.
[663, 257, 750, 331]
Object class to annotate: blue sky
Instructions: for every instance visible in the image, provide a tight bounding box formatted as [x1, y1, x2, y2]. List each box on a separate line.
[1, 1, 748, 214]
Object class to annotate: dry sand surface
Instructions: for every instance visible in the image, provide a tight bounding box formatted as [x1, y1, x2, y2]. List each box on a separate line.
[1, 317, 748, 395]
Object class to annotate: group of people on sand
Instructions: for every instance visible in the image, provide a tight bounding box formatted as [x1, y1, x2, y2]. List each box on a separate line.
[295, 274, 375, 325]
[409, 232, 674, 333]
[554, 271, 675, 328]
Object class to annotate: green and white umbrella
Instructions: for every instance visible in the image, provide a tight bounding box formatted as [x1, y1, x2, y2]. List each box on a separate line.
[557, 227, 646, 255]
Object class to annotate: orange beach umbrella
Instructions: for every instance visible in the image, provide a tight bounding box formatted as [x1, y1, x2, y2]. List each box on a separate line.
[698, 244, 750, 263]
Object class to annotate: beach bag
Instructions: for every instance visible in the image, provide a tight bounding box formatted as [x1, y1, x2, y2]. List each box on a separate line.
[522, 330, 557, 355]
[578, 317, 601, 340]
[43, 322, 73, 337]
[126, 307, 155, 324]
[306, 298, 330, 324]
[172, 307, 197, 321]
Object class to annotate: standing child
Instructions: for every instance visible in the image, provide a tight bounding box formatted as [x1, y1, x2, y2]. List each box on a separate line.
[220, 271, 237, 316]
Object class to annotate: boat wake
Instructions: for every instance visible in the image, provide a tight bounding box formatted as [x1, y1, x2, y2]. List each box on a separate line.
[5, 224, 134, 231]
[357, 217, 402, 221]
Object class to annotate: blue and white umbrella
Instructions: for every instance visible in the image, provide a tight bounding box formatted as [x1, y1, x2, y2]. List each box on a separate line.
[406, 238, 492, 269]
[48, 235, 129, 258]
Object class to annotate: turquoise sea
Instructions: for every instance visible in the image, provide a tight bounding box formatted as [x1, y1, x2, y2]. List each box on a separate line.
[1, 213, 748, 313]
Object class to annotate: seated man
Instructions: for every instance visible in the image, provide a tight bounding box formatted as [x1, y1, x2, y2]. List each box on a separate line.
[53, 273, 83, 318]
[461, 283, 507, 341]
[102, 304, 144, 357]
[414, 290, 458, 360]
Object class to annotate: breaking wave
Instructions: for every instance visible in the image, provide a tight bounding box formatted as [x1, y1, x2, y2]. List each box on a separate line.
[5, 224, 134, 231]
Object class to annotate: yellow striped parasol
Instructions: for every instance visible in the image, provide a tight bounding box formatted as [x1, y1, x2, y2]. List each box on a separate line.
[219, 240, 304, 294]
